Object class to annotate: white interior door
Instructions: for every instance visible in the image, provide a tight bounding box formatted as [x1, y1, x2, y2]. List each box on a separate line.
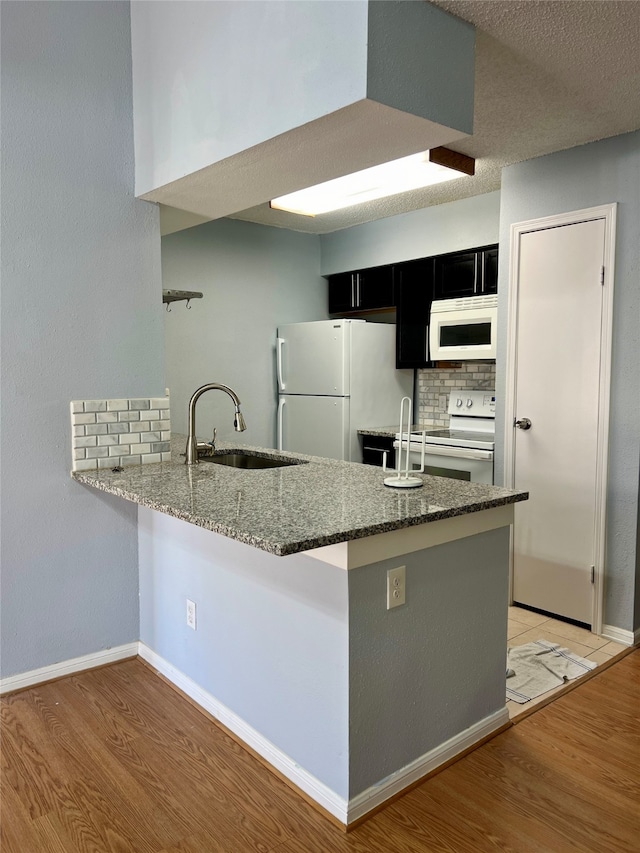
[278, 395, 350, 461]
[512, 218, 606, 626]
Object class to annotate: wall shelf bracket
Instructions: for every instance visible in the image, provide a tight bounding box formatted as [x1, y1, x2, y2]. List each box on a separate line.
[163, 289, 203, 311]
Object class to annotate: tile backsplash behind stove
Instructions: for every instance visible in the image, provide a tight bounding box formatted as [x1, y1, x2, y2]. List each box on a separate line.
[417, 363, 496, 427]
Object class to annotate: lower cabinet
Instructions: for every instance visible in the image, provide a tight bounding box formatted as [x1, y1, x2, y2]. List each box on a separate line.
[361, 434, 396, 468]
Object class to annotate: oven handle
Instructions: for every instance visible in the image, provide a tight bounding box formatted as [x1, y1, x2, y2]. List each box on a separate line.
[393, 442, 493, 462]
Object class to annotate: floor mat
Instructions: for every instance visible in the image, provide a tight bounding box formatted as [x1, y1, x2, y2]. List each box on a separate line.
[506, 638, 597, 703]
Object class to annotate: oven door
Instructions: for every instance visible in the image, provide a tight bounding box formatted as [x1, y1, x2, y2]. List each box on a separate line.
[394, 441, 494, 484]
[429, 306, 497, 361]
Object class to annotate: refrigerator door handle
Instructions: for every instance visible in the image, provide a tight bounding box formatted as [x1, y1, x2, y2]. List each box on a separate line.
[276, 337, 286, 391]
[277, 397, 286, 450]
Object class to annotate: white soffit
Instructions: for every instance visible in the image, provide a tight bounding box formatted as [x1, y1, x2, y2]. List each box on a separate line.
[221, 0, 640, 235]
[146, 100, 469, 225]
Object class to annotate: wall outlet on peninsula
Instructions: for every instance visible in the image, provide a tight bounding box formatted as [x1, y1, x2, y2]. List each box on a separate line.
[386, 566, 406, 610]
[186, 598, 197, 630]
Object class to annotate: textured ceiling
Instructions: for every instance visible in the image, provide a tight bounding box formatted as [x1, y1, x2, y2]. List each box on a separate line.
[222, 0, 640, 235]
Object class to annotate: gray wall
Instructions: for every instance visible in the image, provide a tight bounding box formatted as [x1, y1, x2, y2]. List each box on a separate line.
[162, 218, 327, 445]
[0, 1, 164, 677]
[138, 507, 350, 798]
[131, 0, 368, 195]
[320, 191, 500, 275]
[496, 131, 640, 634]
[138, 508, 510, 801]
[348, 527, 510, 797]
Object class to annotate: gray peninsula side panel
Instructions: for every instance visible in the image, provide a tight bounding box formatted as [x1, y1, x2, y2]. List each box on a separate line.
[347, 526, 510, 798]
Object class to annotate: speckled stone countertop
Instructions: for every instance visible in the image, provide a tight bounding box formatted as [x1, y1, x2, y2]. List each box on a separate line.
[358, 425, 432, 437]
[71, 435, 528, 556]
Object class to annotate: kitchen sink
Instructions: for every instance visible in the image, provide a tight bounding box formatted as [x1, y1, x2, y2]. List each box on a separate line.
[201, 451, 305, 470]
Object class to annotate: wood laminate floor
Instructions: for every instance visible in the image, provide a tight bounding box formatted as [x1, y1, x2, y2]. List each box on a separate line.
[1, 651, 638, 853]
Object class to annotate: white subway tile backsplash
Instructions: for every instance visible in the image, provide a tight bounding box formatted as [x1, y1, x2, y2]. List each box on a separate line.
[121, 455, 141, 466]
[72, 412, 97, 425]
[97, 434, 120, 446]
[417, 364, 496, 427]
[71, 394, 171, 471]
[75, 436, 97, 448]
[85, 424, 108, 436]
[86, 447, 110, 459]
[75, 459, 98, 471]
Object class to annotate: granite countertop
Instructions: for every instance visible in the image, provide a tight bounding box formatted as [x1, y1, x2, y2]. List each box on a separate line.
[358, 424, 439, 437]
[71, 435, 528, 557]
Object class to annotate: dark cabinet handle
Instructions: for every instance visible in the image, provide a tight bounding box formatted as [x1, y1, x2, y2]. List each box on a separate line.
[514, 418, 532, 430]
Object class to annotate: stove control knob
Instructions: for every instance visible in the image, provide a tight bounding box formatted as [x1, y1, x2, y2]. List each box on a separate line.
[466, 399, 473, 408]
[456, 398, 463, 408]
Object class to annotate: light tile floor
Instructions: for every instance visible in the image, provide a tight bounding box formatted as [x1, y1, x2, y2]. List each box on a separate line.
[506, 605, 628, 720]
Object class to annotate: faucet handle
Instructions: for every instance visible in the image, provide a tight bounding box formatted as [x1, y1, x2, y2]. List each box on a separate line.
[211, 427, 217, 449]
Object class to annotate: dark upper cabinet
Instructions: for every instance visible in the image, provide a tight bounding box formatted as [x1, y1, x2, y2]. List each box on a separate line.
[327, 244, 498, 370]
[395, 258, 434, 369]
[433, 245, 498, 299]
[327, 266, 394, 314]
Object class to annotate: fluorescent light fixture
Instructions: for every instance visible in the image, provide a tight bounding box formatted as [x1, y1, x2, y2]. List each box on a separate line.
[270, 147, 475, 217]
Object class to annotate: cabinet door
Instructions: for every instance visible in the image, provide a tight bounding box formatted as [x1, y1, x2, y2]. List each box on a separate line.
[434, 250, 477, 298]
[357, 266, 394, 311]
[481, 246, 498, 294]
[395, 259, 434, 368]
[328, 272, 355, 314]
[361, 434, 396, 468]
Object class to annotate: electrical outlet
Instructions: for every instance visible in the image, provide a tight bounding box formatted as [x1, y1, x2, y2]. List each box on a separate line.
[186, 598, 197, 630]
[386, 566, 406, 610]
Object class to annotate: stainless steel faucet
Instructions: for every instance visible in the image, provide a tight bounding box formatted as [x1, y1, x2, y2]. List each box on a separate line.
[185, 383, 247, 465]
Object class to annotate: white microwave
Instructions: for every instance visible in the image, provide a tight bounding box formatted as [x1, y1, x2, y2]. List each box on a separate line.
[429, 294, 498, 361]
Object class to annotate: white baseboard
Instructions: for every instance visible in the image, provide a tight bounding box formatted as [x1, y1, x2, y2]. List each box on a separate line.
[601, 624, 639, 647]
[0, 642, 139, 695]
[346, 706, 509, 823]
[139, 643, 509, 825]
[138, 643, 349, 822]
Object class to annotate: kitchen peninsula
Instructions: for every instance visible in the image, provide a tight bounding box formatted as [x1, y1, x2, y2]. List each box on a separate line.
[73, 437, 528, 826]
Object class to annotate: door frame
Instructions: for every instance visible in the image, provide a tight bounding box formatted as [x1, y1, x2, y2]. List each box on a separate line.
[504, 203, 617, 634]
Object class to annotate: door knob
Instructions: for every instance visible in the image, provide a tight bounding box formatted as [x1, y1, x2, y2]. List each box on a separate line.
[514, 418, 532, 430]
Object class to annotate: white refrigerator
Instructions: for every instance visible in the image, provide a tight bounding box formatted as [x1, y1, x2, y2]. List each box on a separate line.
[276, 319, 413, 462]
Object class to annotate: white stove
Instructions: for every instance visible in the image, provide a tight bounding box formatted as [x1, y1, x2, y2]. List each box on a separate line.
[394, 389, 496, 484]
